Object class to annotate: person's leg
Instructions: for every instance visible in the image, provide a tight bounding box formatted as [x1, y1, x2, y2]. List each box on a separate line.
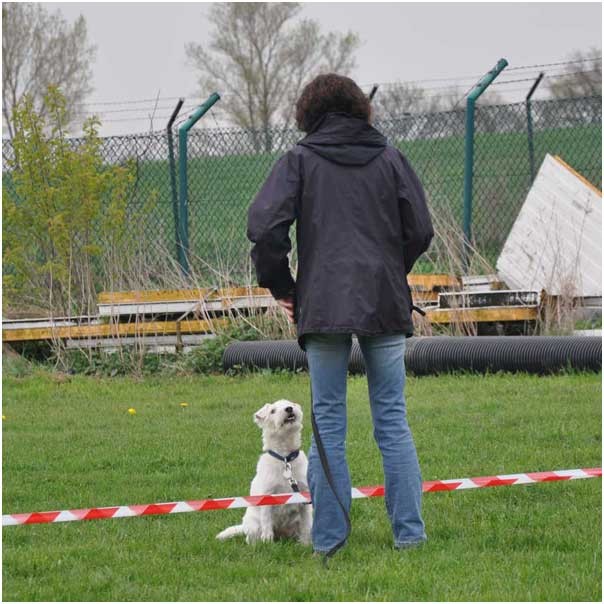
[305, 333, 352, 554]
[357, 334, 426, 548]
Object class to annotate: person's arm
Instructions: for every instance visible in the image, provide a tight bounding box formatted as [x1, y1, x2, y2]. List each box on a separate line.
[396, 151, 434, 273]
[247, 151, 300, 303]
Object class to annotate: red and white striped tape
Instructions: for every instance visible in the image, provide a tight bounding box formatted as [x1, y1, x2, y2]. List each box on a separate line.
[3, 467, 600, 527]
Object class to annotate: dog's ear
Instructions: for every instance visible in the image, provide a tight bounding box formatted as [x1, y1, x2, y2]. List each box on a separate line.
[253, 403, 271, 427]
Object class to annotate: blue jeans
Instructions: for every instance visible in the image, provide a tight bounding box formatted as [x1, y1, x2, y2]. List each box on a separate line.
[306, 333, 426, 553]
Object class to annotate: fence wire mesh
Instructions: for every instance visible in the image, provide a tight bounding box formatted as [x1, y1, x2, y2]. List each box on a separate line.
[2, 95, 601, 285]
[472, 96, 601, 265]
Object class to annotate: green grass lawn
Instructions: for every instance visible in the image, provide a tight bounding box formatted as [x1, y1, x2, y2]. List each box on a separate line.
[2, 370, 601, 601]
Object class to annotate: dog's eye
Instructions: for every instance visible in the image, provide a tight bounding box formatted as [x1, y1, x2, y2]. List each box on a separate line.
[270, 409, 275, 414]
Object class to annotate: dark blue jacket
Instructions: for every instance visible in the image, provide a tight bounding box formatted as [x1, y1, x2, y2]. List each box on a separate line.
[247, 112, 434, 346]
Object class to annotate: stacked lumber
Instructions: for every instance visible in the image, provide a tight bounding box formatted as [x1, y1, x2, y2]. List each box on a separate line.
[424, 289, 540, 332]
[5, 276, 574, 348]
[2, 314, 226, 351]
[3, 287, 274, 348]
[97, 287, 274, 317]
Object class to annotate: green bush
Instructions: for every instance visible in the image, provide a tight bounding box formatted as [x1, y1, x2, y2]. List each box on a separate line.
[3, 87, 134, 316]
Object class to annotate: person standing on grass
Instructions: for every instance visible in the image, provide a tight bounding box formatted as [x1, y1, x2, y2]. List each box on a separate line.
[247, 73, 434, 556]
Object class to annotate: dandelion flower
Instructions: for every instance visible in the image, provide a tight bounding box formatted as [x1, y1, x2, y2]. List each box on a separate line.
[128, 408, 136, 415]
[180, 402, 189, 408]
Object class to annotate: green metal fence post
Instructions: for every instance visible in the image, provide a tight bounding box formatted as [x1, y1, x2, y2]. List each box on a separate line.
[463, 58, 508, 267]
[526, 72, 545, 183]
[166, 98, 184, 266]
[177, 92, 221, 276]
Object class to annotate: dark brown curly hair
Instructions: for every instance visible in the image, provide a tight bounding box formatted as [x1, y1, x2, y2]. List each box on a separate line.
[295, 73, 371, 133]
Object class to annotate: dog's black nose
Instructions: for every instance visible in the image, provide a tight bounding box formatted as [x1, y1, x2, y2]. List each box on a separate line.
[285, 406, 293, 413]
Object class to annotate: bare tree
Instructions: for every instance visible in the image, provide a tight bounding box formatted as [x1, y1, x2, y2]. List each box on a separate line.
[185, 3, 360, 139]
[372, 82, 463, 120]
[547, 49, 602, 99]
[2, 3, 96, 139]
[476, 89, 505, 106]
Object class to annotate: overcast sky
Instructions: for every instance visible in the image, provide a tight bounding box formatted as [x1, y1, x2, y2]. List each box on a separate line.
[38, 2, 604, 136]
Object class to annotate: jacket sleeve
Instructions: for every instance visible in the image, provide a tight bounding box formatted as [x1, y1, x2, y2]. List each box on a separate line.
[247, 151, 300, 299]
[396, 151, 434, 274]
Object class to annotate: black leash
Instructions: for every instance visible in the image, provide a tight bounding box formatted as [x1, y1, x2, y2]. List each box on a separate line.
[412, 304, 426, 317]
[310, 384, 351, 561]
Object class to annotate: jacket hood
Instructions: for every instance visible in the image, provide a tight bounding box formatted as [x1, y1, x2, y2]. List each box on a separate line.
[298, 112, 387, 166]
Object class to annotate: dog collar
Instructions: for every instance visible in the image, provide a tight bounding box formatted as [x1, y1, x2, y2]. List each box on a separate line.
[265, 449, 300, 463]
[264, 449, 301, 493]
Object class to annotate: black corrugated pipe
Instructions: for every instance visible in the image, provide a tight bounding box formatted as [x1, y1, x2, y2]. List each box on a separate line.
[223, 337, 602, 376]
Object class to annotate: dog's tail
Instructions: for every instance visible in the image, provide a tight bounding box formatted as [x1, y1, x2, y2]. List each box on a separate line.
[216, 524, 245, 540]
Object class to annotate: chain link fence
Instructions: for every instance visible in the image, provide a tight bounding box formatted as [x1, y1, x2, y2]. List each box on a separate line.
[472, 96, 601, 264]
[3, 95, 601, 283]
[2, 131, 178, 254]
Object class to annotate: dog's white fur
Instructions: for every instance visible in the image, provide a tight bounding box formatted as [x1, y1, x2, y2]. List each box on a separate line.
[216, 399, 312, 545]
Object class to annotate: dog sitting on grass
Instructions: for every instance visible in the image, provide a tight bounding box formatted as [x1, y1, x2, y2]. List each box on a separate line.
[216, 400, 312, 545]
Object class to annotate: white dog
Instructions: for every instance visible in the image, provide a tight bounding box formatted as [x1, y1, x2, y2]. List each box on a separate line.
[216, 399, 312, 545]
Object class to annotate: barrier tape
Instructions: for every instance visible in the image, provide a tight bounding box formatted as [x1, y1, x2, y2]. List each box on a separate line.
[3, 467, 600, 527]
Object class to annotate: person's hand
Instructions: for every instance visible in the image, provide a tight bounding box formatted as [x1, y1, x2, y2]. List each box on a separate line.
[275, 296, 295, 324]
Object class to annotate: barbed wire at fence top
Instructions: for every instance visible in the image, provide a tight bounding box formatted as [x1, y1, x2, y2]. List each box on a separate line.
[61, 56, 601, 127]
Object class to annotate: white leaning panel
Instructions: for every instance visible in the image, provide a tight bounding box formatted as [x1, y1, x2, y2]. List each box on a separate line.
[496, 154, 602, 297]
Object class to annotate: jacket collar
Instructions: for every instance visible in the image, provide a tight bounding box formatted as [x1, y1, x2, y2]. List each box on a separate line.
[298, 112, 387, 166]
